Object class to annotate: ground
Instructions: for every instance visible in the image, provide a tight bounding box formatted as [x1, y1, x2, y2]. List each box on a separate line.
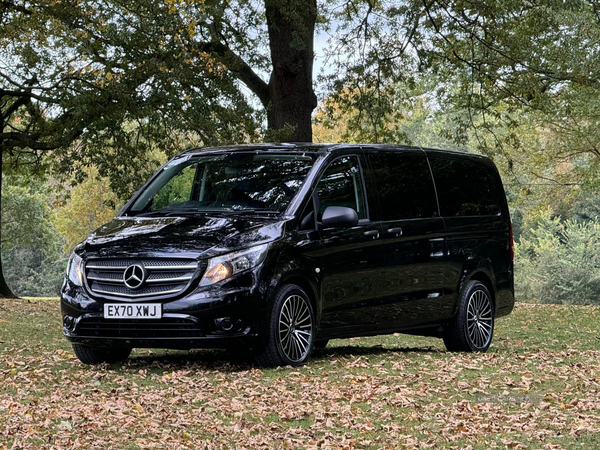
[0, 299, 599, 450]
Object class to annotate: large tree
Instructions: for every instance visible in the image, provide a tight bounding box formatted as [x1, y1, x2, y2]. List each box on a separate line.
[3, 0, 600, 298]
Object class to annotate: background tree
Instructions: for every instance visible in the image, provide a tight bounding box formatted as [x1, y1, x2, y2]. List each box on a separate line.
[1, 176, 64, 297]
[53, 168, 121, 253]
[322, 0, 600, 184]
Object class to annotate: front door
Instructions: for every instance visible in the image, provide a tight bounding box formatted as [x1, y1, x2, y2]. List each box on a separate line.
[315, 155, 385, 333]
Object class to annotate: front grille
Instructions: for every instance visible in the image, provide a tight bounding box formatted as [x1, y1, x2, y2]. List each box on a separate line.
[85, 258, 201, 300]
[75, 316, 203, 338]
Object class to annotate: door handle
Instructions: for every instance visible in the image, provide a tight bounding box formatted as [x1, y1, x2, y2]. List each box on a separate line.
[387, 227, 403, 236]
[363, 230, 380, 239]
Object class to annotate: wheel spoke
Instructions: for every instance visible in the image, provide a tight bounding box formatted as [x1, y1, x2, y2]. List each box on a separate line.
[292, 334, 303, 359]
[295, 330, 310, 347]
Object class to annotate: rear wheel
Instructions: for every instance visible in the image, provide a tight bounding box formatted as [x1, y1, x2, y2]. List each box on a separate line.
[72, 344, 132, 365]
[443, 281, 494, 352]
[254, 284, 315, 367]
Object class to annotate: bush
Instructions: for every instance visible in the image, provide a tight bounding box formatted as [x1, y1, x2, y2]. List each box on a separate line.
[1, 178, 66, 297]
[515, 217, 600, 305]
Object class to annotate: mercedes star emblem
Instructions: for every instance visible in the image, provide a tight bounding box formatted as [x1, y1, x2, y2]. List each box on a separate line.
[123, 263, 146, 289]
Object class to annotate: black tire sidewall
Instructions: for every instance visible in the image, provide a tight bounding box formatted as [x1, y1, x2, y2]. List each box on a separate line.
[72, 344, 131, 365]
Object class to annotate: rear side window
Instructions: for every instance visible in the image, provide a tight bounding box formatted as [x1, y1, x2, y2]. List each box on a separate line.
[429, 156, 500, 216]
[317, 156, 367, 220]
[366, 152, 438, 221]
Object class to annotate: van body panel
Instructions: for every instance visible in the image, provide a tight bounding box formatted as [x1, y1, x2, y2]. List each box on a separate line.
[359, 148, 449, 328]
[60, 143, 515, 355]
[440, 215, 506, 317]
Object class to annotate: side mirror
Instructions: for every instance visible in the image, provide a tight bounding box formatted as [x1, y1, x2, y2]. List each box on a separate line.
[321, 206, 359, 229]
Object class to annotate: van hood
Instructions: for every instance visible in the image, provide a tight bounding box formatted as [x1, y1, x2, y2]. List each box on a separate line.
[82, 215, 286, 259]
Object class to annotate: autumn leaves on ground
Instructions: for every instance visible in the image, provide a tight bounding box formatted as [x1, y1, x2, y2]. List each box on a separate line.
[1, 300, 599, 450]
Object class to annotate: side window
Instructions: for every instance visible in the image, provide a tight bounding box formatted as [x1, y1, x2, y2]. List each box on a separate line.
[316, 156, 367, 220]
[429, 157, 500, 216]
[366, 152, 438, 221]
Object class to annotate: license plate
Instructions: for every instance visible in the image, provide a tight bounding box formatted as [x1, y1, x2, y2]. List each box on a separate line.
[103, 303, 162, 319]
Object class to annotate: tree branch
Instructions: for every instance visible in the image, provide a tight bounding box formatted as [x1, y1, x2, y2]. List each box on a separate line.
[191, 40, 269, 107]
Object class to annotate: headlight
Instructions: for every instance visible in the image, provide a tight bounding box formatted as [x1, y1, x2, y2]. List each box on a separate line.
[200, 244, 269, 286]
[67, 253, 84, 286]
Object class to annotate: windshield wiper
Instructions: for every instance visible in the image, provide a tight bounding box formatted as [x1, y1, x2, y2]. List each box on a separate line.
[134, 209, 208, 217]
[134, 208, 281, 218]
[218, 209, 281, 216]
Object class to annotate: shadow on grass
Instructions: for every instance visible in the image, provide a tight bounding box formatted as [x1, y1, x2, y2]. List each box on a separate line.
[122, 343, 443, 372]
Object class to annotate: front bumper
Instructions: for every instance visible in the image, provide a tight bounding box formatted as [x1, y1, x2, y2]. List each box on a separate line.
[60, 272, 268, 349]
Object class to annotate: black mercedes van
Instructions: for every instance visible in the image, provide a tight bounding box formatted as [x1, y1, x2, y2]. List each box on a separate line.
[61, 143, 514, 366]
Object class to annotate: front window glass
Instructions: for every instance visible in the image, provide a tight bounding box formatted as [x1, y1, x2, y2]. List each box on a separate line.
[128, 153, 314, 215]
[316, 156, 367, 220]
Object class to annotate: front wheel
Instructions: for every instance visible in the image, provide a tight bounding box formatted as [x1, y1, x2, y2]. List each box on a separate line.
[443, 281, 494, 352]
[254, 284, 315, 367]
[72, 344, 132, 365]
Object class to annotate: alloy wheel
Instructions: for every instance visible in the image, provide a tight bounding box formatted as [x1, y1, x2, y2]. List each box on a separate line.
[466, 289, 493, 349]
[278, 294, 313, 362]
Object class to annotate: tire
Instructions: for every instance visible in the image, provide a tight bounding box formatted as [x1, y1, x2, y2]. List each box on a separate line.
[443, 281, 495, 352]
[72, 344, 132, 365]
[254, 284, 315, 367]
[314, 339, 329, 349]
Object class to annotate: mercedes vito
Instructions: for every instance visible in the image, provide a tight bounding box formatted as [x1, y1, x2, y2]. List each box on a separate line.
[61, 143, 515, 366]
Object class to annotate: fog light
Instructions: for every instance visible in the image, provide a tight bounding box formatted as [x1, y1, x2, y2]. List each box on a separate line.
[63, 315, 75, 330]
[215, 317, 233, 331]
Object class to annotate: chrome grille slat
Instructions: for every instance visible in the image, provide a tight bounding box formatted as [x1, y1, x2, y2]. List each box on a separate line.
[84, 258, 200, 300]
[86, 263, 197, 270]
[146, 276, 193, 283]
[92, 288, 183, 298]
[87, 276, 125, 285]
[86, 265, 127, 271]
[144, 264, 198, 270]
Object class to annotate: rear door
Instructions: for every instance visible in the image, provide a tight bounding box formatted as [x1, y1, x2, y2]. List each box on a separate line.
[362, 148, 447, 328]
[427, 155, 507, 318]
[316, 154, 385, 332]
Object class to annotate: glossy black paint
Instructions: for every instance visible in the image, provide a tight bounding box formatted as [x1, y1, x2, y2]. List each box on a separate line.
[321, 206, 359, 228]
[60, 143, 515, 350]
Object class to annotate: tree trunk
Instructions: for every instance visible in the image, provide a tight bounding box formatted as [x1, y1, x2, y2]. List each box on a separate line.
[265, 0, 318, 142]
[0, 139, 19, 299]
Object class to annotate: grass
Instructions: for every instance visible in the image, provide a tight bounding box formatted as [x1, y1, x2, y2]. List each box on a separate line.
[1, 298, 599, 449]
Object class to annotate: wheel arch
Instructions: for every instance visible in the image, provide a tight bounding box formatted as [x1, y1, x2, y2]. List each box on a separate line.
[278, 274, 320, 323]
[464, 269, 496, 311]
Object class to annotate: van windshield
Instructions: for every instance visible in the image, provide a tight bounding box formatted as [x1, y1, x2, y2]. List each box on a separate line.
[127, 153, 314, 216]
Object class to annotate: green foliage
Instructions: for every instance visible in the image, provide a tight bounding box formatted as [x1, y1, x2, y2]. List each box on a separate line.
[320, 0, 600, 189]
[54, 168, 120, 253]
[516, 217, 600, 305]
[2, 0, 264, 200]
[1, 177, 65, 296]
[152, 164, 195, 210]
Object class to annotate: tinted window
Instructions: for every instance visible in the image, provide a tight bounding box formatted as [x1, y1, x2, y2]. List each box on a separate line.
[366, 152, 438, 221]
[317, 156, 367, 220]
[151, 164, 196, 211]
[129, 153, 313, 214]
[429, 156, 500, 216]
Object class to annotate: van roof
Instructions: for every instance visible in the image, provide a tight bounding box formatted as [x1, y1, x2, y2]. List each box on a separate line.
[180, 143, 490, 160]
